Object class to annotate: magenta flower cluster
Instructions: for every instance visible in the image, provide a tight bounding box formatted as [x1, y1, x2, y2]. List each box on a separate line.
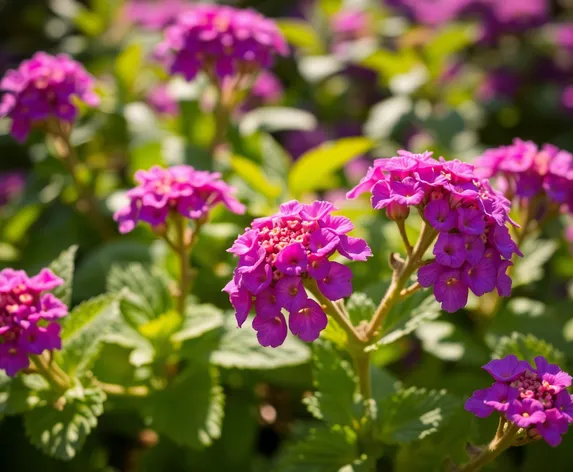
[465, 355, 573, 447]
[0, 268, 67, 376]
[475, 139, 573, 214]
[225, 201, 371, 347]
[0, 52, 99, 142]
[114, 165, 245, 234]
[0, 171, 25, 207]
[154, 4, 288, 81]
[348, 150, 521, 313]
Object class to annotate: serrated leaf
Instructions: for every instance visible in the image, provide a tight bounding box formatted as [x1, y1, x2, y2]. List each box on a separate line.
[288, 137, 375, 197]
[145, 367, 224, 449]
[107, 263, 172, 327]
[395, 405, 477, 472]
[24, 386, 105, 460]
[304, 340, 357, 427]
[513, 236, 558, 287]
[49, 245, 78, 306]
[60, 294, 121, 375]
[492, 332, 565, 366]
[368, 293, 441, 350]
[210, 316, 311, 369]
[347, 293, 376, 326]
[375, 387, 457, 444]
[277, 425, 359, 472]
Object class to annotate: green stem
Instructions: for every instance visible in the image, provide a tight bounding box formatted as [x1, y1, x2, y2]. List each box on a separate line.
[396, 219, 413, 255]
[209, 83, 231, 157]
[49, 123, 114, 241]
[96, 381, 149, 397]
[460, 421, 519, 472]
[175, 215, 191, 319]
[30, 353, 71, 393]
[353, 351, 372, 400]
[366, 222, 438, 339]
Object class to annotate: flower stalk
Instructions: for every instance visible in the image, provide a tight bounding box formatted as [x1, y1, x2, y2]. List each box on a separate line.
[31, 353, 71, 394]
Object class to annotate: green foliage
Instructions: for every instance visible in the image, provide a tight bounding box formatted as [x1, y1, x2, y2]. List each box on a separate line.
[144, 367, 224, 449]
[115, 43, 144, 93]
[276, 425, 360, 472]
[211, 317, 311, 369]
[107, 263, 172, 327]
[304, 341, 358, 427]
[394, 406, 476, 472]
[0, 373, 50, 416]
[375, 387, 457, 444]
[370, 293, 441, 349]
[513, 236, 558, 287]
[346, 293, 376, 326]
[276, 20, 324, 54]
[23, 386, 105, 460]
[59, 294, 121, 375]
[231, 155, 283, 200]
[288, 138, 375, 197]
[493, 332, 565, 365]
[49, 245, 78, 307]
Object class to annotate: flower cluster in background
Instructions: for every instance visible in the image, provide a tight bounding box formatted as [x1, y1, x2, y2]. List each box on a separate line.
[154, 4, 288, 82]
[0, 52, 99, 141]
[475, 139, 573, 219]
[348, 151, 521, 312]
[0, 171, 25, 207]
[466, 355, 573, 447]
[0, 269, 67, 376]
[225, 201, 371, 347]
[114, 165, 245, 234]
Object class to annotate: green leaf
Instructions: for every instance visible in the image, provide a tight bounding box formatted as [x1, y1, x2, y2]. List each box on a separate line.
[395, 405, 476, 472]
[277, 425, 359, 472]
[304, 340, 358, 427]
[49, 245, 78, 306]
[289, 137, 375, 197]
[145, 367, 224, 449]
[73, 6, 105, 36]
[107, 263, 172, 327]
[375, 387, 456, 445]
[139, 310, 181, 356]
[60, 294, 121, 375]
[24, 386, 105, 460]
[424, 25, 477, 77]
[369, 293, 441, 350]
[231, 155, 282, 200]
[0, 373, 50, 415]
[347, 293, 376, 327]
[513, 237, 558, 287]
[115, 43, 144, 92]
[492, 332, 565, 366]
[364, 96, 412, 140]
[210, 316, 311, 369]
[172, 303, 224, 343]
[276, 19, 324, 54]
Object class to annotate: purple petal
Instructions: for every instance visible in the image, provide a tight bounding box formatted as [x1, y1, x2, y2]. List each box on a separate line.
[338, 235, 372, 261]
[316, 262, 352, 301]
[288, 299, 328, 342]
[252, 313, 288, 348]
[275, 243, 308, 276]
[482, 355, 530, 382]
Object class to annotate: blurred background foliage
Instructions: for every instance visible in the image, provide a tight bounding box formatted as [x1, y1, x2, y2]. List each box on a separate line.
[1, 0, 573, 471]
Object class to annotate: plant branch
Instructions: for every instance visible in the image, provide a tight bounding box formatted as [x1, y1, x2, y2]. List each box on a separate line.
[460, 421, 519, 472]
[30, 353, 71, 393]
[396, 220, 413, 255]
[366, 222, 438, 340]
[174, 215, 191, 318]
[96, 381, 149, 397]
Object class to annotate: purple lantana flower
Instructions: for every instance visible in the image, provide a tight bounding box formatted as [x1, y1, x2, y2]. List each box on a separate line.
[0, 268, 68, 376]
[0, 52, 99, 142]
[225, 200, 371, 347]
[348, 150, 521, 313]
[465, 355, 573, 447]
[155, 4, 288, 82]
[113, 165, 245, 233]
[475, 139, 573, 222]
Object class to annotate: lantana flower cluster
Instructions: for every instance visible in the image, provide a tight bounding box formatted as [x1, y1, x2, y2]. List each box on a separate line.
[0, 171, 25, 207]
[475, 139, 573, 216]
[348, 150, 521, 313]
[0, 268, 67, 376]
[225, 201, 371, 347]
[465, 355, 573, 447]
[0, 52, 99, 142]
[154, 4, 288, 81]
[114, 165, 245, 234]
